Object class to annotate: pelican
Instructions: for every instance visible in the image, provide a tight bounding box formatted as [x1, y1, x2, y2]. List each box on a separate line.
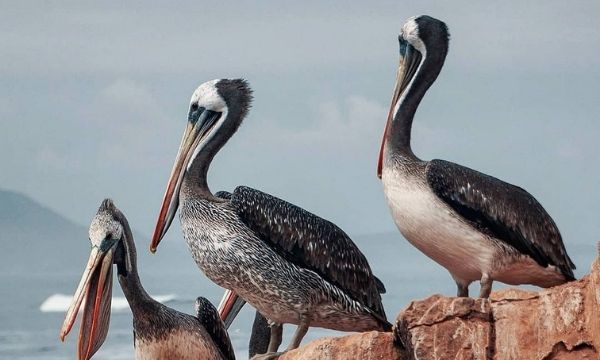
[151, 79, 391, 357]
[60, 199, 235, 360]
[377, 15, 575, 298]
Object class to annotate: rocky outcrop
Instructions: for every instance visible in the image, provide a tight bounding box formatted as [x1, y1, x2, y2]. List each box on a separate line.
[281, 252, 600, 360]
[281, 331, 402, 360]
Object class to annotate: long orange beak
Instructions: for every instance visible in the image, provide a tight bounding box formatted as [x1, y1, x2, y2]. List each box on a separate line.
[151, 122, 199, 252]
[377, 42, 421, 179]
[151, 106, 224, 252]
[377, 59, 405, 179]
[217, 289, 247, 329]
[60, 246, 115, 360]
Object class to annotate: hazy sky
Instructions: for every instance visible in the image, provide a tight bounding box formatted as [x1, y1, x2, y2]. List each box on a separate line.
[2, 1, 600, 252]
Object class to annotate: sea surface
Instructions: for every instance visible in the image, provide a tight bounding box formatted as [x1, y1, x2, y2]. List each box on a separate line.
[0, 233, 594, 359]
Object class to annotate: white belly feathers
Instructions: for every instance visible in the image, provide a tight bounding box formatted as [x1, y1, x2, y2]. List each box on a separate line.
[382, 167, 497, 282]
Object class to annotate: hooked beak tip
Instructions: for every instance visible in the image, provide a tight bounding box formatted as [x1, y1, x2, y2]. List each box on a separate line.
[149, 232, 161, 253]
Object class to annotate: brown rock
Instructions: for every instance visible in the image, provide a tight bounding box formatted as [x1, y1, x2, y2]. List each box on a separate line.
[396, 255, 600, 360]
[395, 295, 493, 359]
[280, 255, 600, 360]
[279, 331, 403, 360]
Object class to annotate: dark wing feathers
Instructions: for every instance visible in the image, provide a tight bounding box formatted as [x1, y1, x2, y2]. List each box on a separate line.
[230, 186, 387, 319]
[374, 275, 386, 294]
[194, 297, 235, 360]
[426, 159, 575, 279]
[215, 191, 232, 200]
[248, 312, 271, 358]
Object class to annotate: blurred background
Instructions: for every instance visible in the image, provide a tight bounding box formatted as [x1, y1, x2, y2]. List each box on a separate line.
[1, 1, 599, 358]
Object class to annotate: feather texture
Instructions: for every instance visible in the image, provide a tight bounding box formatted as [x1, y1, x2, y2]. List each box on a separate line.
[230, 186, 387, 319]
[195, 297, 236, 360]
[426, 159, 575, 279]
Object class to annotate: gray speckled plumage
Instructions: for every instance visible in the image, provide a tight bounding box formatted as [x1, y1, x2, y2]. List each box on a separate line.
[179, 193, 389, 332]
[157, 79, 390, 354]
[230, 186, 387, 322]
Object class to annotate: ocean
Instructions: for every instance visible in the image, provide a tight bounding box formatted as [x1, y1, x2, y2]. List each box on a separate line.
[0, 233, 595, 359]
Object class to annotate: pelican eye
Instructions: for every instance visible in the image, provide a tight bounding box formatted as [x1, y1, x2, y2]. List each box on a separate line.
[191, 103, 199, 112]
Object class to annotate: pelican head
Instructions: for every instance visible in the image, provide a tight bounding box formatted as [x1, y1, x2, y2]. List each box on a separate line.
[151, 79, 252, 252]
[60, 199, 128, 360]
[377, 16, 449, 178]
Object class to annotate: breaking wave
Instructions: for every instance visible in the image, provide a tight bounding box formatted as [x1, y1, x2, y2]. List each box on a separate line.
[39, 293, 177, 312]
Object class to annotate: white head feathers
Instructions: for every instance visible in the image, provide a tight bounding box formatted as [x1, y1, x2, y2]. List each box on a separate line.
[190, 79, 228, 112]
[89, 211, 123, 248]
[401, 16, 426, 55]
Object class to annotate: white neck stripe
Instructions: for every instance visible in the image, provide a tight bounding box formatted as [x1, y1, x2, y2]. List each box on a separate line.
[392, 48, 426, 120]
[187, 108, 229, 171]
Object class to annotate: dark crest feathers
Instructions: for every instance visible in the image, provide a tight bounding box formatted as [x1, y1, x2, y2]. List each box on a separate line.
[98, 198, 116, 214]
[216, 78, 253, 119]
[415, 15, 450, 43]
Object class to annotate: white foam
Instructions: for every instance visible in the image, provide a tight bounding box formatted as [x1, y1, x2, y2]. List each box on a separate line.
[39, 293, 177, 312]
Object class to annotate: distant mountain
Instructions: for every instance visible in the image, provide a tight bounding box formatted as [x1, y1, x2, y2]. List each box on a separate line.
[0, 189, 196, 279]
[0, 190, 80, 231]
[0, 189, 92, 275]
